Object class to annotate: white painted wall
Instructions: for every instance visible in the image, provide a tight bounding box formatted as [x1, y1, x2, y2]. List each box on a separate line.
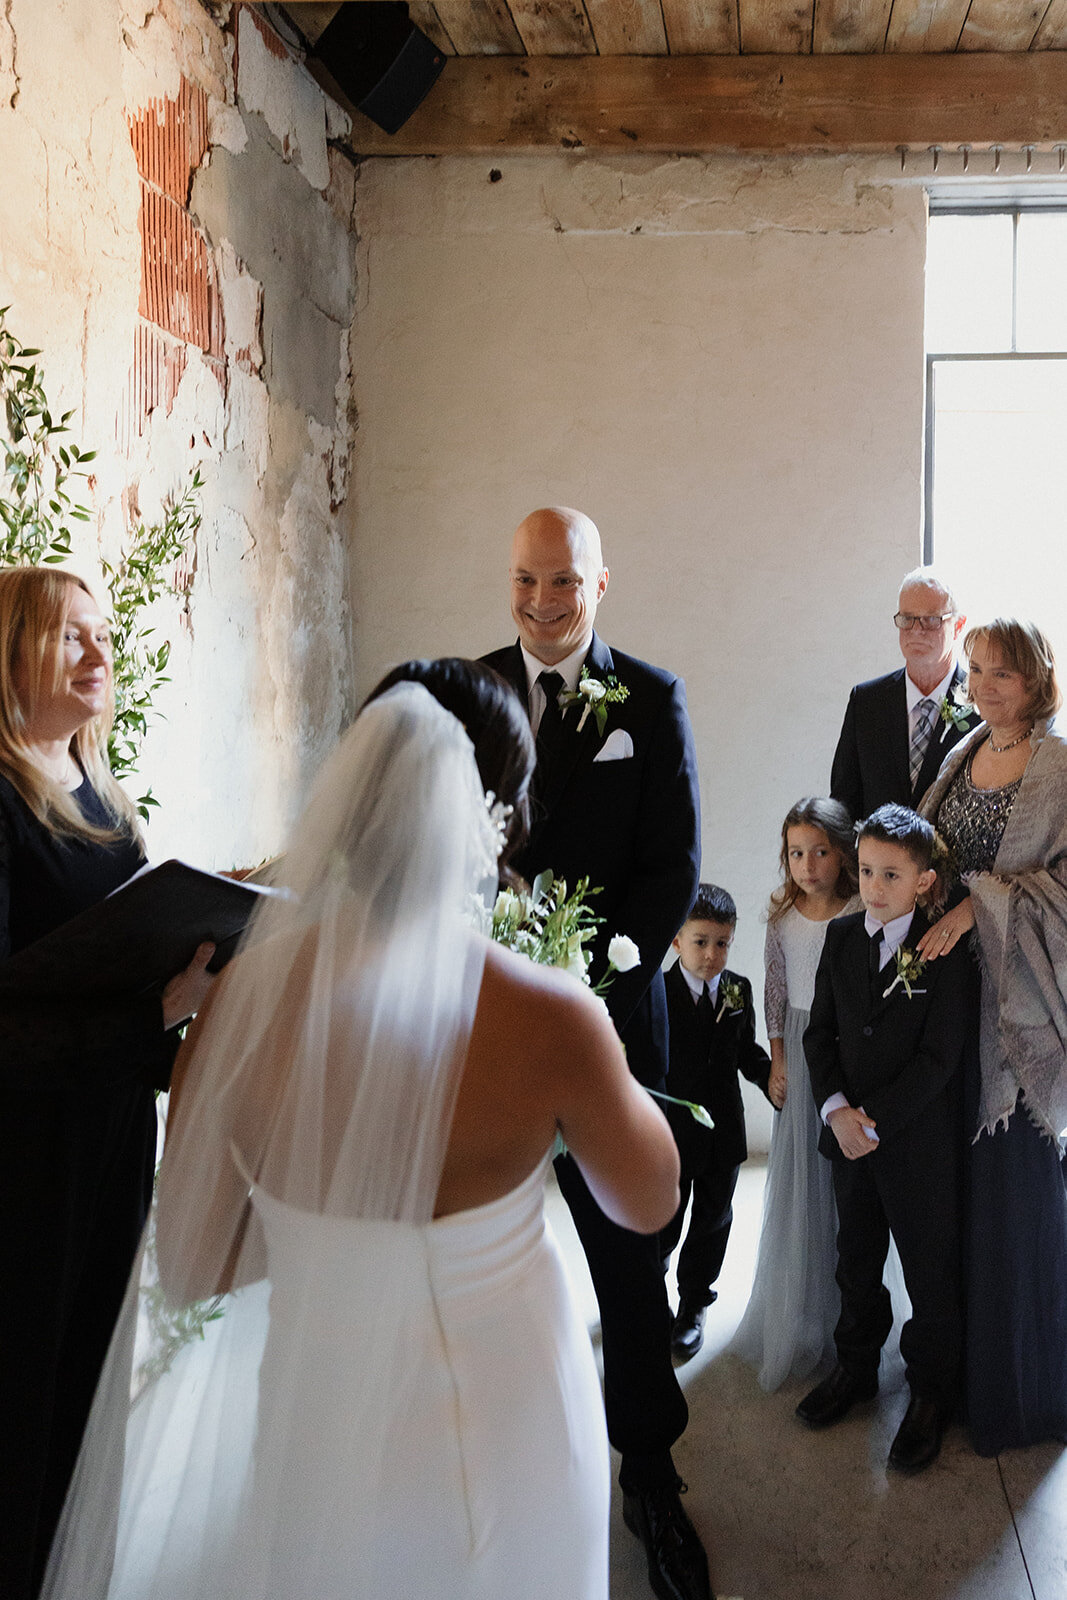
[350, 153, 930, 1147]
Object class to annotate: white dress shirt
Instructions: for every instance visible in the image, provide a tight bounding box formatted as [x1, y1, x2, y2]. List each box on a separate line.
[520, 641, 589, 735]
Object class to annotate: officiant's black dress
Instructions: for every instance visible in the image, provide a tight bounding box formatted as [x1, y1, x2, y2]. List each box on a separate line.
[0, 773, 178, 1600]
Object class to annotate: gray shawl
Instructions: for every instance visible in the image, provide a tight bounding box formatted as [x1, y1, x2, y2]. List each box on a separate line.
[920, 717, 1067, 1143]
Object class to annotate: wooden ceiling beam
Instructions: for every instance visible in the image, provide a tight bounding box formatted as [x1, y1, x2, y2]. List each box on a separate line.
[335, 51, 1067, 154]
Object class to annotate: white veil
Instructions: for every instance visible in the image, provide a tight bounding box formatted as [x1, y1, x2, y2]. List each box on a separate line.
[42, 682, 500, 1599]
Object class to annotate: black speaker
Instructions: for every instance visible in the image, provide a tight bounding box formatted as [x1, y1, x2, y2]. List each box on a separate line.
[311, 3, 444, 136]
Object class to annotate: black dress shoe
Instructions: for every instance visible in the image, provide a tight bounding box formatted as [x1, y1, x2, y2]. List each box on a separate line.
[888, 1394, 948, 1474]
[795, 1363, 878, 1429]
[622, 1479, 714, 1600]
[671, 1300, 709, 1362]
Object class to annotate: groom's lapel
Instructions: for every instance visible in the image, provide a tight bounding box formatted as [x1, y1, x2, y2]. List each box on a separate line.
[535, 634, 612, 821]
[494, 643, 529, 714]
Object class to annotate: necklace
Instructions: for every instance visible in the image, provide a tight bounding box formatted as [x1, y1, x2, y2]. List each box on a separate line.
[988, 727, 1033, 754]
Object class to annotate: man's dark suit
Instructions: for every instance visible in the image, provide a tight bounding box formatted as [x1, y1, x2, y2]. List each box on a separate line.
[482, 630, 700, 1480]
[830, 665, 972, 822]
[660, 964, 770, 1308]
[804, 909, 972, 1405]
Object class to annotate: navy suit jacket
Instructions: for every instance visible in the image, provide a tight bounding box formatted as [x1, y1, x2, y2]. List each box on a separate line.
[481, 632, 700, 1088]
[664, 962, 770, 1170]
[830, 664, 974, 822]
[803, 908, 972, 1161]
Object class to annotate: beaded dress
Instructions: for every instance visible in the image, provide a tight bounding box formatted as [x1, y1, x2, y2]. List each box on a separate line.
[935, 751, 1067, 1455]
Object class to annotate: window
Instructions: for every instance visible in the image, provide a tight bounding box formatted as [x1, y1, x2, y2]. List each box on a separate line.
[924, 209, 1067, 650]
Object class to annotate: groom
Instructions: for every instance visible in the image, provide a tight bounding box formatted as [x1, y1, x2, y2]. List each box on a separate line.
[483, 508, 710, 1600]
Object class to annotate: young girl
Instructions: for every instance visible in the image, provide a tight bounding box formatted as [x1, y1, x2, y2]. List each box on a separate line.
[731, 798, 858, 1393]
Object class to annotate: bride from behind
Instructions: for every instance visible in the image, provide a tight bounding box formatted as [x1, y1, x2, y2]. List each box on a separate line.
[42, 658, 679, 1600]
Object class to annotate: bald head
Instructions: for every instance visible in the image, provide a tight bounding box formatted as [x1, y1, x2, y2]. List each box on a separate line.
[509, 506, 609, 666]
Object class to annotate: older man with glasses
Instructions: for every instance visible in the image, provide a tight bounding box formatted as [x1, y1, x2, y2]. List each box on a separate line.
[830, 568, 973, 822]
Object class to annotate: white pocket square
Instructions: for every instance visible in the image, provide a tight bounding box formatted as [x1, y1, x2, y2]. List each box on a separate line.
[593, 729, 634, 763]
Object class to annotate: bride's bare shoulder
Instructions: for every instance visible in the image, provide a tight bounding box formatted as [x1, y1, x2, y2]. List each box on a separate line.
[476, 940, 611, 1048]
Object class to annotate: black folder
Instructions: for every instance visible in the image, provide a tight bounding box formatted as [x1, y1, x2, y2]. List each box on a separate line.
[0, 860, 288, 998]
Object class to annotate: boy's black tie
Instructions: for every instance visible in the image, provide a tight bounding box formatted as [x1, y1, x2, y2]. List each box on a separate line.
[697, 983, 715, 1023]
[868, 926, 885, 989]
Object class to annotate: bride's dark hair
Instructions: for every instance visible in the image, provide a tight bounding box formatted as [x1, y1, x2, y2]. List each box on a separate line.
[363, 658, 534, 872]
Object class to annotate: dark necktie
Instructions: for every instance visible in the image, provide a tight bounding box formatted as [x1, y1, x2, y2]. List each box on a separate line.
[868, 926, 885, 989]
[535, 670, 565, 769]
[697, 983, 715, 1024]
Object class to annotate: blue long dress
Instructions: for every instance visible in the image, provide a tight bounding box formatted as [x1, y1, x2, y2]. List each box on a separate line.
[936, 758, 1067, 1455]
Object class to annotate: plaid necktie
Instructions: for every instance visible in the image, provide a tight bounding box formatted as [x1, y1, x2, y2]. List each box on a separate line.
[909, 697, 936, 789]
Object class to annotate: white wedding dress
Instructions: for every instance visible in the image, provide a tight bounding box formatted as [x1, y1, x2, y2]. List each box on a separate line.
[236, 1153, 609, 1600]
[43, 686, 611, 1600]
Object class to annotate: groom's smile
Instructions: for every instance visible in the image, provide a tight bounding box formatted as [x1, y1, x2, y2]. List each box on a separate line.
[509, 507, 609, 667]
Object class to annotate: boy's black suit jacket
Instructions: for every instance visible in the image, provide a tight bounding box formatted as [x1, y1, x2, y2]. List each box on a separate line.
[830, 665, 972, 822]
[482, 631, 700, 1088]
[804, 907, 972, 1161]
[664, 962, 770, 1169]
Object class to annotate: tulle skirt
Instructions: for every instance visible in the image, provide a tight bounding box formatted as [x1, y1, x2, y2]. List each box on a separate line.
[731, 1006, 839, 1391]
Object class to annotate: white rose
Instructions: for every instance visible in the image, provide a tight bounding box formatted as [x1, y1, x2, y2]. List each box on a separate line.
[607, 934, 640, 973]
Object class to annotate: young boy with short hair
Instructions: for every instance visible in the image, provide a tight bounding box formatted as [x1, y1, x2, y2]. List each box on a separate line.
[799, 803, 972, 1473]
[662, 883, 771, 1362]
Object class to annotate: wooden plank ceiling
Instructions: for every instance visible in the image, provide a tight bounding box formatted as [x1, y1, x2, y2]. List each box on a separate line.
[280, 1, 1067, 153]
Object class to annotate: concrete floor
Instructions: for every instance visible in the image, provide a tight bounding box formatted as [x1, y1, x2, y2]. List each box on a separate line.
[546, 1160, 1067, 1600]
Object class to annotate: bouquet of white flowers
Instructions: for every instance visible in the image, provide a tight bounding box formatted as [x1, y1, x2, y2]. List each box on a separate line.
[488, 873, 710, 1130]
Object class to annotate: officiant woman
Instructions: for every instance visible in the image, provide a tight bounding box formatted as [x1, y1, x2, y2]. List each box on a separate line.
[0, 565, 215, 1600]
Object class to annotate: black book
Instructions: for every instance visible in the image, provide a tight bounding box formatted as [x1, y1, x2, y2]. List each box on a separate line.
[0, 859, 288, 998]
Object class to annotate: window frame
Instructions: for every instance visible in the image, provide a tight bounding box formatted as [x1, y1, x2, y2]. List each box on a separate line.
[923, 203, 1067, 560]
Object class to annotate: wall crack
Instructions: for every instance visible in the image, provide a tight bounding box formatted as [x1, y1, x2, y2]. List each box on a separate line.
[1, 0, 19, 109]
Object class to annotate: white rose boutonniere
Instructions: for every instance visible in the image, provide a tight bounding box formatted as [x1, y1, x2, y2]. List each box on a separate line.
[938, 683, 976, 743]
[882, 946, 926, 1000]
[716, 977, 745, 1023]
[558, 667, 630, 736]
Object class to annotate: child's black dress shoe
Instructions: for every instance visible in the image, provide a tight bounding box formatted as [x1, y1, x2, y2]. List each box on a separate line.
[795, 1364, 878, 1429]
[671, 1299, 710, 1362]
[888, 1394, 948, 1473]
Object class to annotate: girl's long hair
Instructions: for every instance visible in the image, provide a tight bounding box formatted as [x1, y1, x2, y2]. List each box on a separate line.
[768, 796, 857, 924]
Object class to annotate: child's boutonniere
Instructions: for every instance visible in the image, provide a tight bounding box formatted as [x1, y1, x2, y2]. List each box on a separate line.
[557, 667, 630, 736]
[938, 683, 976, 743]
[883, 946, 926, 1000]
[716, 978, 745, 1023]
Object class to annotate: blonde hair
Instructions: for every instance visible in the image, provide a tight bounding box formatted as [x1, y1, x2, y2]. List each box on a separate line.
[963, 618, 1061, 722]
[768, 796, 858, 925]
[0, 566, 140, 842]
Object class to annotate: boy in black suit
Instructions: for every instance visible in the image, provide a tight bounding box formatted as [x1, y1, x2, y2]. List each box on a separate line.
[799, 805, 971, 1474]
[662, 885, 771, 1362]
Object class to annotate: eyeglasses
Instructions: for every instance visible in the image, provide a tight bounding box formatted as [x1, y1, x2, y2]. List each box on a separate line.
[894, 612, 955, 632]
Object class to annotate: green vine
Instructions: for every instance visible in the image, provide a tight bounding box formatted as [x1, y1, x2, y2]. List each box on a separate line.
[0, 306, 201, 816]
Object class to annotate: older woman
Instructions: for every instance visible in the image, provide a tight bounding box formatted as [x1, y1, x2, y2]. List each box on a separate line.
[918, 618, 1067, 1455]
[0, 566, 214, 1600]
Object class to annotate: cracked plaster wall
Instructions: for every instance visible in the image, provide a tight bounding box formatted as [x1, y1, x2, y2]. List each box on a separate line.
[0, 0, 356, 865]
[350, 153, 928, 1143]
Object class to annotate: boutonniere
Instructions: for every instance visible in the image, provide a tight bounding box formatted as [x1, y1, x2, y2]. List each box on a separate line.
[938, 684, 976, 743]
[716, 978, 745, 1022]
[883, 946, 926, 1000]
[557, 666, 630, 736]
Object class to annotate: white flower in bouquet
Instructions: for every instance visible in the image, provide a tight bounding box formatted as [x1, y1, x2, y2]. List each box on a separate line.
[606, 934, 640, 974]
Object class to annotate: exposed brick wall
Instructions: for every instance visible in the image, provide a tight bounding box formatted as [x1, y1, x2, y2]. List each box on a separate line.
[124, 79, 223, 442]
